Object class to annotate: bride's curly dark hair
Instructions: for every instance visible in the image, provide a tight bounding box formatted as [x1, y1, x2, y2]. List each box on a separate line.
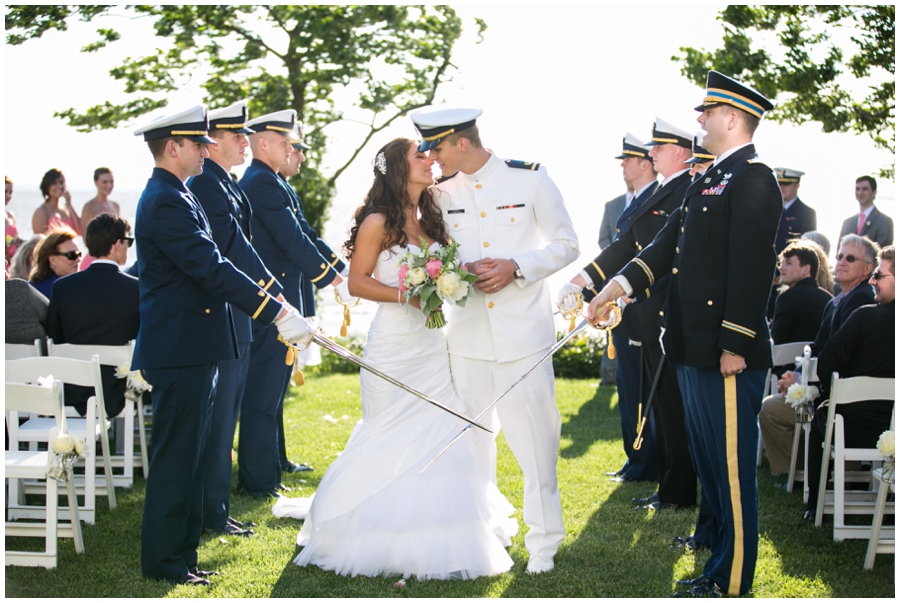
[344, 138, 449, 259]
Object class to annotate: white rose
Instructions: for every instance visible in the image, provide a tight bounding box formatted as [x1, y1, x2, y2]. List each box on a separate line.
[53, 434, 75, 455]
[877, 431, 895, 457]
[437, 271, 467, 303]
[784, 383, 804, 407]
[74, 437, 88, 458]
[408, 267, 427, 286]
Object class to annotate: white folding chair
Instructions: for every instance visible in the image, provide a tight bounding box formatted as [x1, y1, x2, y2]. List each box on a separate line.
[787, 347, 817, 494]
[815, 373, 895, 541]
[758, 340, 811, 466]
[5, 380, 85, 567]
[6, 356, 117, 524]
[5, 338, 43, 360]
[863, 466, 895, 569]
[47, 340, 149, 486]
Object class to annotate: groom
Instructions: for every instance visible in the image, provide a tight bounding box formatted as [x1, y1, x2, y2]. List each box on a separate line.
[411, 105, 579, 574]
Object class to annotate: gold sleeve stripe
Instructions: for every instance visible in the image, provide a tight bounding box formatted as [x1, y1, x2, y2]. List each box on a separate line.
[590, 261, 606, 282]
[309, 265, 332, 284]
[723, 374, 745, 595]
[263, 276, 276, 291]
[634, 258, 655, 286]
[645, 289, 650, 299]
[589, 287, 599, 296]
[251, 294, 271, 320]
[329, 257, 341, 267]
[722, 321, 756, 338]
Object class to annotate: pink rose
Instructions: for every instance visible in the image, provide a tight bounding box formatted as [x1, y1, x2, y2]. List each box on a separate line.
[425, 259, 443, 279]
[398, 263, 409, 292]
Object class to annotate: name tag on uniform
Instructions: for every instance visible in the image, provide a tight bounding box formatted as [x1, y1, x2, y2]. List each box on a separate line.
[447, 209, 465, 214]
[496, 204, 525, 210]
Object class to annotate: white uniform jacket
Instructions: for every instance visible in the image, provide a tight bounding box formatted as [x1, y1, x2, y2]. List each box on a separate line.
[436, 153, 579, 363]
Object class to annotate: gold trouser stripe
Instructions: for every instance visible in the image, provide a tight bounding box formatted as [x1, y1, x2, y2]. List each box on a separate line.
[309, 265, 332, 284]
[263, 276, 276, 291]
[724, 374, 744, 595]
[591, 261, 606, 282]
[252, 294, 271, 320]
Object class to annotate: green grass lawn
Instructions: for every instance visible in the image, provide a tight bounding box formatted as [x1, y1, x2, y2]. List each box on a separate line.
[5, 374, 895, 597]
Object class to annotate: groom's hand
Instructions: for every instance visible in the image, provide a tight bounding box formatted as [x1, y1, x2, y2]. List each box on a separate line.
[473, 258, 515, 293]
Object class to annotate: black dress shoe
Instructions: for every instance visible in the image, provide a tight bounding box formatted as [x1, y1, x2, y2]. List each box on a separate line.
[605, 470, 624, 477]
[802, 509, 815, 522]
[670, 535, 708, 552]
[672, 575, 724, 598]
[276, 483, 293, 492]
[640, 501, 680, 511]
[227, 516, 257, 528]
[282, 460, 314, 473]
[189, 566, 220, 577]
[204, 523, 254, 537]
[167, 573, 210, 586]
[632, 493, 660, 505]
[675, 575, 705, 587]
[236, 483, 282, 500]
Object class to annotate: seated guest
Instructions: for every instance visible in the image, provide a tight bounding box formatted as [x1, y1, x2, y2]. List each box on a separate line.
[770, 241, 834, 349]
[6, 275, 49, 346]
[759, 235, 876, 477]
[46, 214, 139, 419]
[801, 232, 835, 292]
[805, 246, 895, 520]
[10, 234, 44, 280]
[29, 225, 80, 298]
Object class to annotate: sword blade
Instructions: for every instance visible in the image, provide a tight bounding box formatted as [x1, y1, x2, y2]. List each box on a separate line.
[419, 319, 592, 473]
[311, 333, 492, 434]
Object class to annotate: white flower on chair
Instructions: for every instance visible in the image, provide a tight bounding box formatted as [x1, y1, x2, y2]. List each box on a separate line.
[876, 430, 895, 458]
[48, 433, 88, 482]
[784, 383, 819, 409]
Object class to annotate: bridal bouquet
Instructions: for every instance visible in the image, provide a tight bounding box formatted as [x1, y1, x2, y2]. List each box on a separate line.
[115, 364, 153, 402]
[785, 383, 819, 423]
[398, 237, 478, 328]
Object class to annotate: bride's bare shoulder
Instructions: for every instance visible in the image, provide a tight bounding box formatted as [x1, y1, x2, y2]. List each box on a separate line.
[357, 212, 387, 237]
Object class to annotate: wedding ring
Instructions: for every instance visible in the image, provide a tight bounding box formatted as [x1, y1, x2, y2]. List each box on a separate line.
[737, 369, 743, 374]
[493, 285, 497, 290]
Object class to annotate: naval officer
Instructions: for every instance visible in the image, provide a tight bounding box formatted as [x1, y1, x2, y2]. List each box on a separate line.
[132, 105, 311, 585]
[587, 71, 782, 597]
[411, 105, 579, 574]
[187, 100, 282, 537]
[773, 167, 816, 254]
[237, 109, 344, 498]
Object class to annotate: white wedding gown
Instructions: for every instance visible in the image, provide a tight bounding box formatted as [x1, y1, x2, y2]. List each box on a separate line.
[286, 244, 518, 580]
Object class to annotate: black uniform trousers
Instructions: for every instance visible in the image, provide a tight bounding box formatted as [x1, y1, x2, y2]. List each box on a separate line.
[614, 333, 658, 481]
[643, 343, 697, 506]
[202, 341, 251, 529]
[238, 322, 293, 492]
[141, 363, 217, 580]
[677, 364, 766, 596]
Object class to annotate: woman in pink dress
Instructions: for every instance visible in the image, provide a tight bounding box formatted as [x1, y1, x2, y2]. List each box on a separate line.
[31, 168, 81, 236]
[78, 167, 121, 269]
[5, 176, 24, 266]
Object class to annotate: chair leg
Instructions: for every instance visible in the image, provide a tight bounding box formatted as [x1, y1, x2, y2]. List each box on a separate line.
[66, 477, 85, 554]
[99, 420, 117, 509]
[122, 401, 135, 483]
[46, 476, 59, 567]
[787, 423, 803, 493]
[864, 477, 889, 570]
[137, 398, 149, 479]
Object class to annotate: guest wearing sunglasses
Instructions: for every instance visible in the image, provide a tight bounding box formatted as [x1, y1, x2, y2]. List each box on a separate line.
[46, 213, 140, 419]
[28, 224, 81, 298]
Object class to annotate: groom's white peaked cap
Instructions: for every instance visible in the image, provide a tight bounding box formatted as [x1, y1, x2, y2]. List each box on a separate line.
[410, 105, 483, 152]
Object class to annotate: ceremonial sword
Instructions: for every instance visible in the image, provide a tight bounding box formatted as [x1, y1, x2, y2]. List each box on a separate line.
[278, 332, 492, 433]
[419, 300, 623, 473]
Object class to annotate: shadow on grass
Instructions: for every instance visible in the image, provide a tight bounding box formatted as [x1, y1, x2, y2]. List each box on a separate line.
[559, 384, 621, 461]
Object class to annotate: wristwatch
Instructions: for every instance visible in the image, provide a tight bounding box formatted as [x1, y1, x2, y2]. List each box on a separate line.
[512, 259, 524, 280]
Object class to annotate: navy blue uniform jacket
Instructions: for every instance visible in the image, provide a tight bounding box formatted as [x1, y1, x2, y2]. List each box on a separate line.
[620, 145, 783, 370]
[188, 158, 283, 343]
[774, 198, 816, 254]
[132, 167, 282, 370]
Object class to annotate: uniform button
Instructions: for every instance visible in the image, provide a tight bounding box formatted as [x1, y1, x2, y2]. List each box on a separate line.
[483, 242, 490, 248]
[676, 246, 680, 253]
[480, 211, 486, 218]
[282, 273, 286, 277]
[205, 309, 210, 314]
[659, 311, 664, 317]
[707, 300, 713, 306]
[475, 184, 483, 189]
[510, 217, 515, 222]
[681, 227, 684, 233]
[703, 207, 708, 212]
[672, 268, 678, 274]
[250, 235, 253, 241]
[637, 244, 642, 251]
[239, 214, 243, 219]
[616, 228, 621, 233]
[488, 302, 494, 309]
[454, 223, 459, 228]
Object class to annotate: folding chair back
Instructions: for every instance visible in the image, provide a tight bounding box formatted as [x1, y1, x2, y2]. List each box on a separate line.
[5, 339, 42, 360]
[759, 340, 812, 466]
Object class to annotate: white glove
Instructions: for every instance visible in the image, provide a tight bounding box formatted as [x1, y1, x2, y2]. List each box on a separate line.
[274, 308, 313, 348]
[556, 281, 584, 314]
[335, 278, 359, 305]
[340, 264, 350, 278]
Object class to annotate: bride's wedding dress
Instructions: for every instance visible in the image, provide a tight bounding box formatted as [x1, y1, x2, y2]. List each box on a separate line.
[287, 243, 517, 579]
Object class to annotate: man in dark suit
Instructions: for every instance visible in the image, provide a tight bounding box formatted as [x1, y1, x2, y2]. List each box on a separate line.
[773, 168, 816, 255]
[560, 118, 697, 511]
[587, 71, 782, 597]
[187, 101, 284, 538]
[46, 213, 139, 419]
[806, 245, 894, 517]
[559, 133, 660, 483]
[839, 176, 893, 248]
[131, 105, 311, 586]
[237, 109, 344, 499]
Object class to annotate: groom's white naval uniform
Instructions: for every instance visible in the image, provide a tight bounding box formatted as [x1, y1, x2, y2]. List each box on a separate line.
[412, 105, 579, 573]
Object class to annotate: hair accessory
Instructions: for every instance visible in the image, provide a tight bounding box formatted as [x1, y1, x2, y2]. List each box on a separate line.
[375, 152, 387, 175]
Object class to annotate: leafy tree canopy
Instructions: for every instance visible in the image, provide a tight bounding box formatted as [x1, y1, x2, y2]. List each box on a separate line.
[674, 5, 894, 177]
[6, 5, 486, 231]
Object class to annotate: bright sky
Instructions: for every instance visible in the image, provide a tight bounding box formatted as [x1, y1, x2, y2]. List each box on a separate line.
[5, 4, 895, 278]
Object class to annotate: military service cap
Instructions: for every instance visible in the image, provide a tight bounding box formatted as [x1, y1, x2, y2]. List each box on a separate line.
[694, 70, 774, 119]
[615, 133, 652, 160]
[208, 101, 254, 134]
[646, 117, 693, 149]
[774, 167, 804, 183]
[409, 105, 483, 152]
[289, 123, 310, 150]
[247, 109, 296, 136]
[685, 134, 716, 164]
[133, 105, 216, 144]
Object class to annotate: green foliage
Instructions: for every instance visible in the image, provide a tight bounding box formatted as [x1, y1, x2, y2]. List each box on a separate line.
[309, 335, 365, 375]
[4, 5, 487, 232]
[674, 5, 895, 178]
[552, 329, 608, 379]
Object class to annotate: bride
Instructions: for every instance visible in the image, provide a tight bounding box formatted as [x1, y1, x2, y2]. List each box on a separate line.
[288, 138, 517, 580]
